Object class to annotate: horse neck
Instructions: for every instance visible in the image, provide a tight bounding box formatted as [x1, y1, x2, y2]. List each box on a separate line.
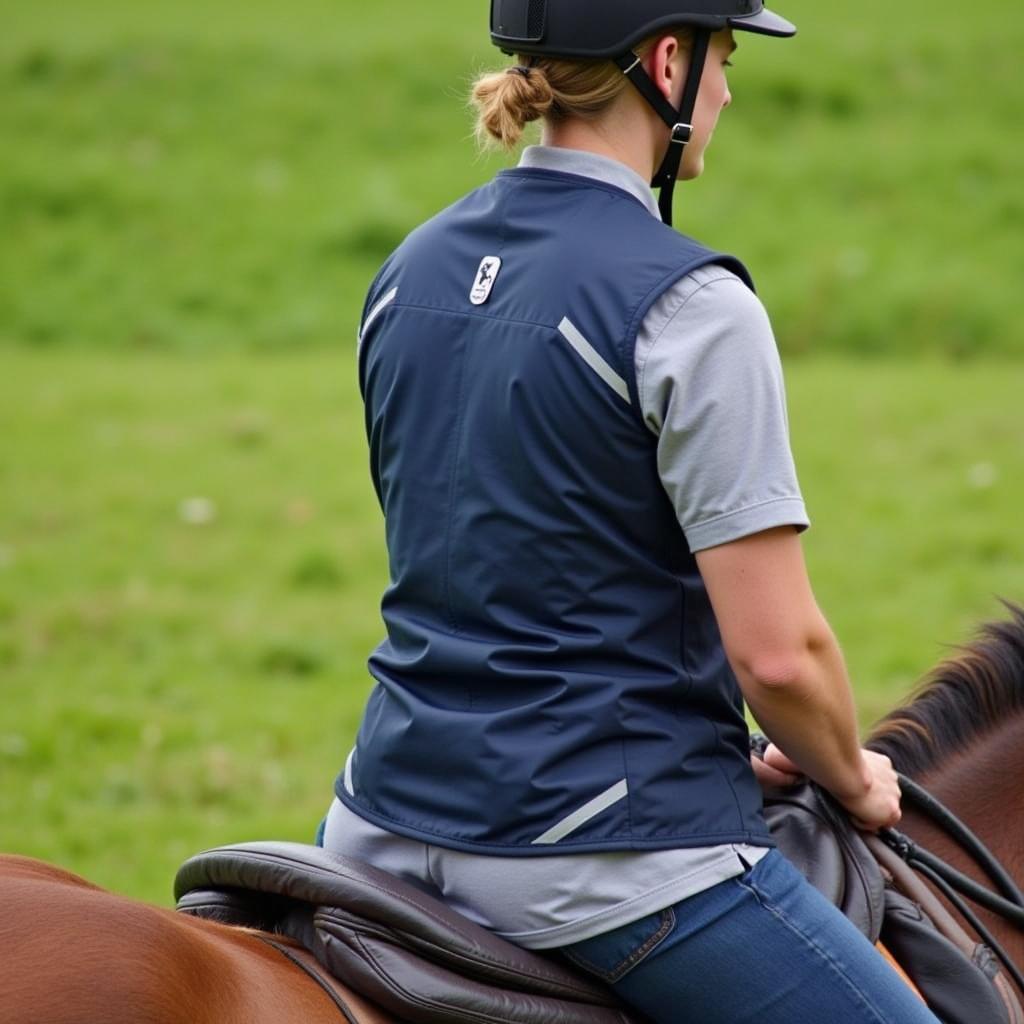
[914, 715, 1024, 878]
[905, 714, 1024, 964]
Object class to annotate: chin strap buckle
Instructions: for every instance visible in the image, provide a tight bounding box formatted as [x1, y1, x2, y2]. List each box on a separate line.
[670, 123, 693, 146]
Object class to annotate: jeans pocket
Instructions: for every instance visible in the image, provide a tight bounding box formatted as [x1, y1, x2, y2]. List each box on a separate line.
[559, 907, 676, 984]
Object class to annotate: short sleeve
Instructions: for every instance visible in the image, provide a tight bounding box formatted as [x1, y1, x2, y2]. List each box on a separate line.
[635, 265, 810, 552]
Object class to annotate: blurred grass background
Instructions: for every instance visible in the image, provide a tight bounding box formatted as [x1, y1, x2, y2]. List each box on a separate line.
[1, 0, 1022, 902]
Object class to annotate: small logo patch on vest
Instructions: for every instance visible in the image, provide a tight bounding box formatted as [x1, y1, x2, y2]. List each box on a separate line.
[470, 256, 502, 306]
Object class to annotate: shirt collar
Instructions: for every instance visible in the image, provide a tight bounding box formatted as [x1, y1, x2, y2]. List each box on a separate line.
[518, 146, 660, 220]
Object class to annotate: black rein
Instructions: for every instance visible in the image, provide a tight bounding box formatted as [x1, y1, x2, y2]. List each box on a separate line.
[880, 772, 1024, 997]
[896, 773, 1024, 909]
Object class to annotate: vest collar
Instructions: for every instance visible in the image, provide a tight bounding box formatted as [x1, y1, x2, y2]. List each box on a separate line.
[518, 146, 661, 221]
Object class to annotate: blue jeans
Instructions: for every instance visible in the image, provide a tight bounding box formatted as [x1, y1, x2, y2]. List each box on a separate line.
[557, 850, 941, 1024]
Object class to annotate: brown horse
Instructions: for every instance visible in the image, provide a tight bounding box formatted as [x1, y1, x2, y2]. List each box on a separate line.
[3, 605, 1024, 1023]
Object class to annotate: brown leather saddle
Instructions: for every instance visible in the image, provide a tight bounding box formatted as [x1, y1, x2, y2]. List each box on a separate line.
[175, 783, 1020, 1024]
[175, 841, 639, 1023]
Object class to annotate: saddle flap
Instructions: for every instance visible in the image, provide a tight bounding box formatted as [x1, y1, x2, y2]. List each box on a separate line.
[311, 904, 611, 1006]
[175, 842, 637, 1023]
[881, 887, 1012, 1024]
[318, 923, 632, 1024]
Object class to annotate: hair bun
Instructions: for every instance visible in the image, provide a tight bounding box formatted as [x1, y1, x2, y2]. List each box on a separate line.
[472, 63, 554, 149]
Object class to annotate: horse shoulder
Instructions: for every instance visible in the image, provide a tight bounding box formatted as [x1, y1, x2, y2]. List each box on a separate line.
[0, 856, 339, 1024]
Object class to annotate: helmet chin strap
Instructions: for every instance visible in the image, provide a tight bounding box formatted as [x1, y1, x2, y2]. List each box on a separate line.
[614, 29, 711, 227]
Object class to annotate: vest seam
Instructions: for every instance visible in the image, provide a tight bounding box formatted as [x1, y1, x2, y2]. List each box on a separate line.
[440, 336, 470, 636]
[677, 577, 695, 699]
[711, 719, 749, 833]
[370, 301, 574, 334]
[368, 291, 745, 440]
[443, 173, 527, 650]
[374, 302, 648, 432]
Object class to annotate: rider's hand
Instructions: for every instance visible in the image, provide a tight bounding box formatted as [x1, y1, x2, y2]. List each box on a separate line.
[834, 750, 902, 832]
[751, 742, 803, 788]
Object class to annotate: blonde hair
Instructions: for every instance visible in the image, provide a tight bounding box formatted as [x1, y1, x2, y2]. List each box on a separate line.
[471, 32, 692, 150]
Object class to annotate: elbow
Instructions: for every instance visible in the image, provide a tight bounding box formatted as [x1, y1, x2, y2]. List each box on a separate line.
[742, 656, 806, 690]
[732, 623, 835, 692]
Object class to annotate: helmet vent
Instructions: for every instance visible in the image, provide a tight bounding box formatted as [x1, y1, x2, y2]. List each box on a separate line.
[526, 0, 546, 40]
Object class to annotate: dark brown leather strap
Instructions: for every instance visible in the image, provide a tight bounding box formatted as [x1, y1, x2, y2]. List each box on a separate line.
[258, 935, 363, 1024]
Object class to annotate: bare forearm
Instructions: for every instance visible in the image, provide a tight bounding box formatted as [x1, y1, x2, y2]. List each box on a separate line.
[696, 529, 899, 829]
[735, 626, 872, 802]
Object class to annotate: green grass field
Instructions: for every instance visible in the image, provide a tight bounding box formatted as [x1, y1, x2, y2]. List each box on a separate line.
[3, 0, 1023, 356]
[1, 0, 1023, 905]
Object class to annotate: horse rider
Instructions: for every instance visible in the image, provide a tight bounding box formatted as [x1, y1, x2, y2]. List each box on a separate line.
[322, 2, 942, 1020]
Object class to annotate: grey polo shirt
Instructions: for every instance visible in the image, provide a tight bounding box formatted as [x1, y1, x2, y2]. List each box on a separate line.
[328, 146, 808, 950]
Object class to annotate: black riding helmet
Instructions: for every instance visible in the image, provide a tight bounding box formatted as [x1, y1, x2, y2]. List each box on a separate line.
[490, 0, 796, 225]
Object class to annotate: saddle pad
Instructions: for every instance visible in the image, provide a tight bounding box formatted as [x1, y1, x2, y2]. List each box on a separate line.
[175, 842, 639, 1024]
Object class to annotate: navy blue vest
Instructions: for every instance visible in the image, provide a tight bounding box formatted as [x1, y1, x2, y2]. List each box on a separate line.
[340, 167, 774, 854]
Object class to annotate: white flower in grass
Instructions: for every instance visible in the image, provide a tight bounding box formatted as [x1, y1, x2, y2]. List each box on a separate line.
[967, 463, 998, 490]
[179, 497, 217, 525]
[0, 734, 28, 758]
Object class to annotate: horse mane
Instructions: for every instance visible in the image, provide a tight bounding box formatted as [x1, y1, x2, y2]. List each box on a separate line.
[866, 602, 1024, 779]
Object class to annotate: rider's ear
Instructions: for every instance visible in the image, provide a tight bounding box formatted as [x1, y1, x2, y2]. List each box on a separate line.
[647, 35, 681, 102]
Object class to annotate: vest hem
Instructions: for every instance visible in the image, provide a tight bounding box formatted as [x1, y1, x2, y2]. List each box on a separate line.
[335, 784, 775, 857]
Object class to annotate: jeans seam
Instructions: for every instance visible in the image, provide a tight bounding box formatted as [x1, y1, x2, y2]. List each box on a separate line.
[562, 908, 676, 984]
[737, 875, 898, 1024]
